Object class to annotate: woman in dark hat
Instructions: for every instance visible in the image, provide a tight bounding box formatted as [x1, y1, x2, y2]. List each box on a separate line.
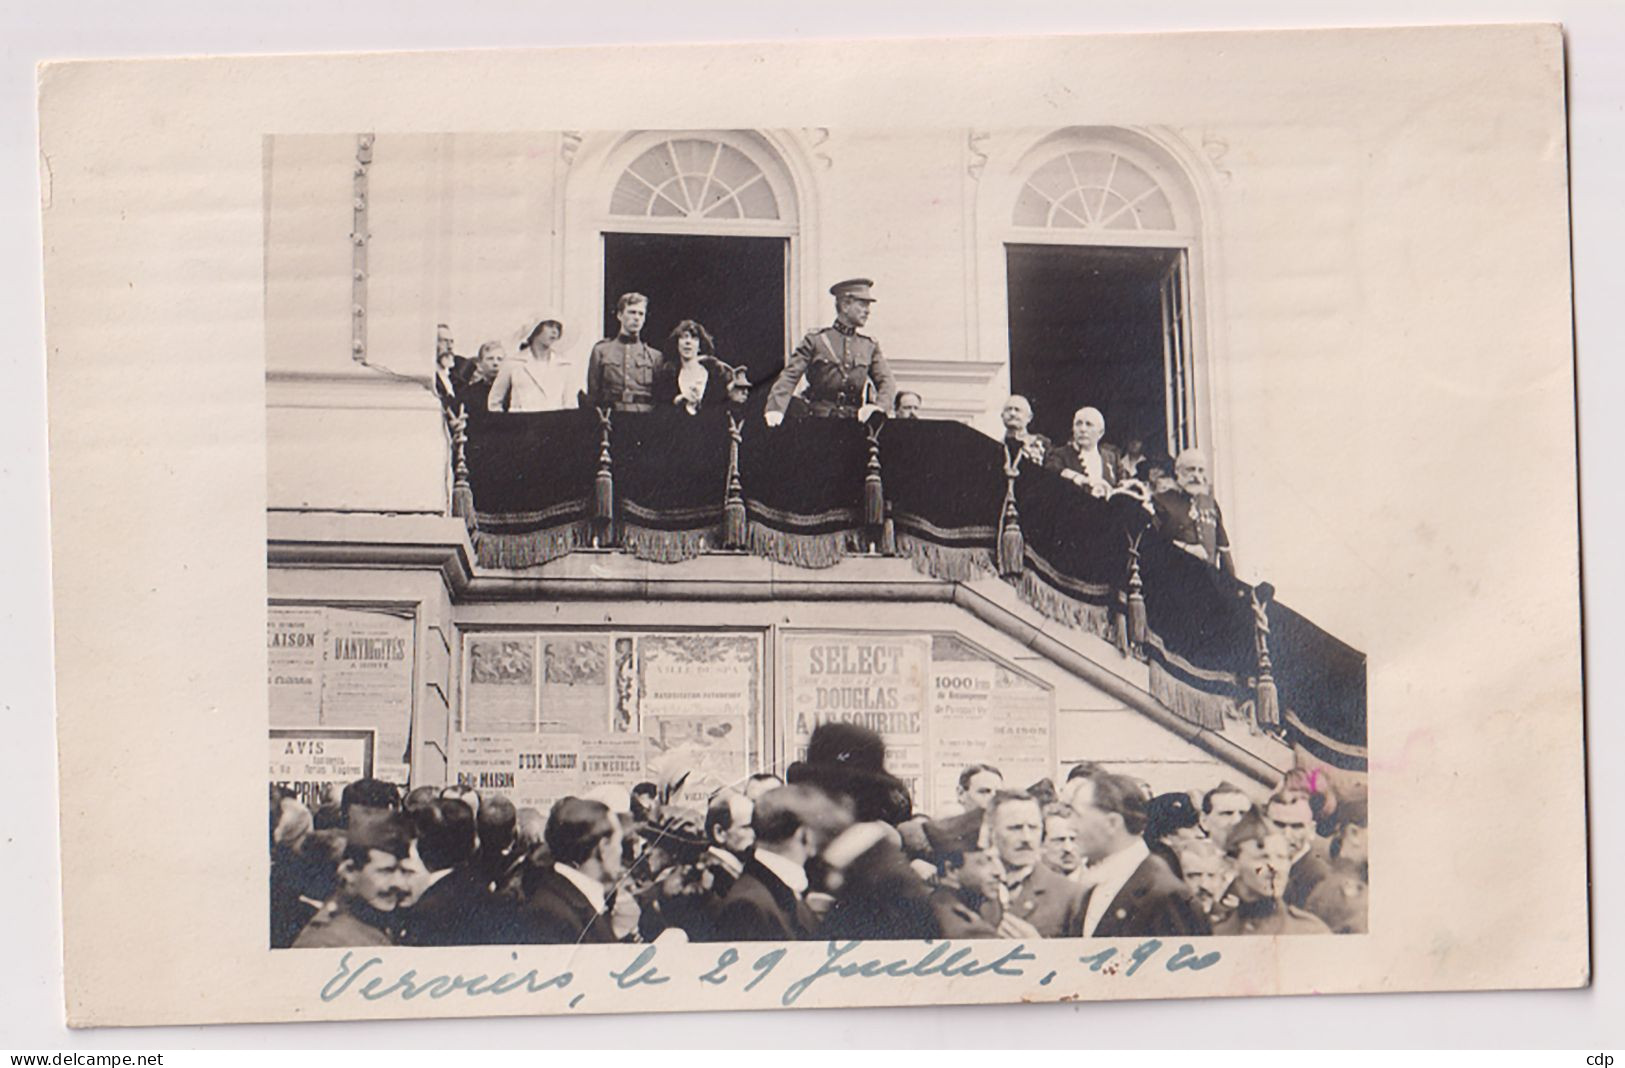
[788, 722, 941, 941]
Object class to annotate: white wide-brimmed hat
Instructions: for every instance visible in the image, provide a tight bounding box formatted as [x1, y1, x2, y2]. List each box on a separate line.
[518, 314, 567, 350]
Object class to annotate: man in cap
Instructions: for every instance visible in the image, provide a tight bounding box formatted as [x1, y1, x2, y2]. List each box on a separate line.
[1065, 773, 1210, 938]
[584, 293, 661, 412]
[763, 278, 896, 425]
[292, 812, 414, 948]
[1046, 406, 1122, 498]
[923, 809, 1034, 939]
[1212, 813, 1331, 935]
[1151, 447, 1235, 576]
[987, 789, 1087, 938]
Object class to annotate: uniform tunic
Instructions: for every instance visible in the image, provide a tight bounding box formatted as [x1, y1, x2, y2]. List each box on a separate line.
[766, 320, 895, 417]
[1152, 488, 1235, 575]
[291, 898, 395, 948]
[584, 334, 663, 412]
[1211, 896, 1331, 935]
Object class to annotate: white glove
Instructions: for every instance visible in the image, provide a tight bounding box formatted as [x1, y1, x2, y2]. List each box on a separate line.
[856, 404, 881, 422]
[764, 410, 785, 427]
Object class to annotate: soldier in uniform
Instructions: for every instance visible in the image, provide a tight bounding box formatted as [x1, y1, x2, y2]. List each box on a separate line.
[764, 278, 896, 425]
[1151, 447, 1237, 576]
[583, 292, 662, 412]
[1211, 813, 1331, 935]
[923, 809, 1005, 939]
[291, 812, 413, 948]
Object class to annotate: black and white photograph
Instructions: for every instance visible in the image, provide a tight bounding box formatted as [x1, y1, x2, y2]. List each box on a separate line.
[266, 125, 1372, 952]
[34, 20, 1587, 1031]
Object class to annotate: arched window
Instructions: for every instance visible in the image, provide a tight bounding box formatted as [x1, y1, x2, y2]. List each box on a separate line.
[1012, 148, 1177, 231]
[609, 137, 781, 221]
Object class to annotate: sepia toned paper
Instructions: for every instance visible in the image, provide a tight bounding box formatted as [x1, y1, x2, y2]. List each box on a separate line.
[41, 24, 1584, 1027]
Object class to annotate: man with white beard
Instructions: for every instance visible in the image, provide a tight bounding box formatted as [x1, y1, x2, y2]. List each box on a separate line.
[1151, 447, 1236, 576]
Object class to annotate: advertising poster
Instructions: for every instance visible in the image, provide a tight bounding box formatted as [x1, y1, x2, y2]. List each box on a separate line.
[784, 632, 930, 808]
[321, 606, 414, 780]
[266, 607, 323, 726]
[636, 634, 760, 723]
[540, 638, 609, 734]
[644, 713, 749, 809]
[582, 735, 648, 793]
[465, 636, 537, 733]
[269, 727, 374, 812]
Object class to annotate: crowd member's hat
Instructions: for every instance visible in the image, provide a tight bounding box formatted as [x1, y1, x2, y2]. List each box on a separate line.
[828, 278, 876, 302]
[1027, 778, 1059, 807]
[637, 807, 710, 861]
[520, 314, 567, 349]
[345, 810, 412, 859]
[1145, 792, 1201, 841]
[786, 721, 912, 824]
[923, 809, 986, 863]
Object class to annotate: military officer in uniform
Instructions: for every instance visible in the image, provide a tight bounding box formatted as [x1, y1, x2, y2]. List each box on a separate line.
[1211, 813, 1331, 935]
[584, 292, 662, 411]
[764, 278, 896, 426]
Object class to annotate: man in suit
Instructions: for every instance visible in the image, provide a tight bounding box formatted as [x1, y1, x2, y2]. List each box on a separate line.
[1266, 791, 1333, 911]
[1045, 406, 1122, 498]
[519, 796, 624, 944]
[956, 763, 1004, 815]
[711, 785, 838, 942]
[396, 797, 523, 946]
[988, 790, 1087, 938]
[1200, 781, 1256, 849]
[763, 278, 896, 426]
[1065, 772, 1211, 938]
[1151, 447, 1236, 576]
[703, 790, 756, 898]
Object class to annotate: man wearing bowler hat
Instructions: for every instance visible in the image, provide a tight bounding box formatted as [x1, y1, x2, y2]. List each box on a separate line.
[764, 278, 896, 425]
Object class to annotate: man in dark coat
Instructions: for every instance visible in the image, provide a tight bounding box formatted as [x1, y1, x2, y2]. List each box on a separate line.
[519, 796, 624, 944]
[1045, 406, 1123, 498]
[1065, 773, 1211, 938]
[988, 790, 1087, 938]
[786, 722, 942, 941]
[396, 798, 524, 946]
[712, 785, 840, 942]
[1266, 791, 1333, 911]
[1151, 447, 1236, 576]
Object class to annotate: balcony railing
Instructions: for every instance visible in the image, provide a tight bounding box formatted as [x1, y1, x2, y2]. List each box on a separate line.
[449, 405, 1366, 775]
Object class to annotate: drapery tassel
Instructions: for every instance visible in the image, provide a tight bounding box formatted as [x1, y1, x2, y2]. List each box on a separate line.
[879, 516, 897, 557]
[1250, 582, 1282, 732]
[863, 420, 886, 538]
[996, 446, 1025, 577]
[1126, 533, 1147, 652]
[592, 407, 615, 545]
[448, 404, 476, 535]
[722, 414, 747, 549]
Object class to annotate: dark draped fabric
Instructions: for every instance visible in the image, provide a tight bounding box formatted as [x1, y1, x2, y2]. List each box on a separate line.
[458, 410, 1366, 770]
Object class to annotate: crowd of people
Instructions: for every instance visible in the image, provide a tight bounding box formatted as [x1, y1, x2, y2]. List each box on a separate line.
[271, 721, 1368, 950]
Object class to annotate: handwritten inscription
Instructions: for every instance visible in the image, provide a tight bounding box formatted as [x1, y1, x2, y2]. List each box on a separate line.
[316, 939, 1222, 1009]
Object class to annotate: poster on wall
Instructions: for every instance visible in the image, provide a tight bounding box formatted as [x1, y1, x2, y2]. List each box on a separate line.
[452, 732, 586, 814]
[320, 607, 414, 782]
[644, 713, 750, 809]
[636, 634, 761, 725]
[267, 604, 414, 784]
[783, 632, 931, 809]
[930, 647, 1055, 811]
[464, 636, 537, 733]
[540, 638, 609, 734]
[266, 607, 323, 726]
[269, 727, 374, 812]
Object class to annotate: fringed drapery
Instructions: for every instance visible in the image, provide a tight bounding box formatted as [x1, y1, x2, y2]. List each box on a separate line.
[459, 408, 1366, 770]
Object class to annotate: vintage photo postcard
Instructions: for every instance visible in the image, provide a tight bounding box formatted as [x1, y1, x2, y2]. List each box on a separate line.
[40, 24, 1584, 1027]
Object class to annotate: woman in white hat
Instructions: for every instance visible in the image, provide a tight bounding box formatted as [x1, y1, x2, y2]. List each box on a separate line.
[487, 316, 571, 412]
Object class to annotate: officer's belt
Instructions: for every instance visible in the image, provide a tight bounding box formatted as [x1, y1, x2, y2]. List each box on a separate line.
[808, 401, 862, 418]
